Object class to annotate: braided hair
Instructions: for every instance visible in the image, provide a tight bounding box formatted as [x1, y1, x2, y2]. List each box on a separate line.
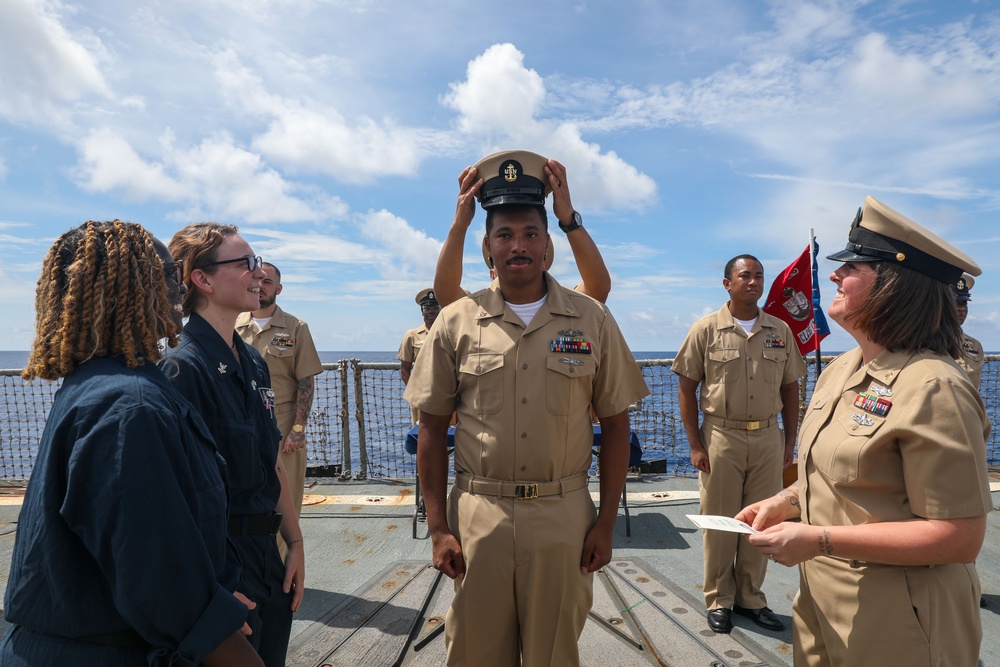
[23, 220, 180, 381]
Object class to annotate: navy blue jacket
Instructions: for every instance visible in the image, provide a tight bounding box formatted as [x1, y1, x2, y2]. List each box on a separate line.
[3, 357, 246, 664]
[165, 312, 284, 600]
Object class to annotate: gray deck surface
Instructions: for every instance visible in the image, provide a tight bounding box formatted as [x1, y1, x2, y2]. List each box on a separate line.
[0, 474, 998, 665]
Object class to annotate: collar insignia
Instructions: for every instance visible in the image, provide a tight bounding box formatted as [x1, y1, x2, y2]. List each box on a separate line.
[217, 362, 228, 374]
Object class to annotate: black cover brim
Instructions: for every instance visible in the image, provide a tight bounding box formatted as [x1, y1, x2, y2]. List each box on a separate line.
[826, 248, 882, 263]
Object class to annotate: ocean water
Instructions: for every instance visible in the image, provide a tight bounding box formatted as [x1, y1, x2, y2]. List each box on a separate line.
[5, 350, 999, 480]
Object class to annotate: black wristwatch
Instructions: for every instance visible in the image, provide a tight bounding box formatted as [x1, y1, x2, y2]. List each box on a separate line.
[558, 210, 583, 233]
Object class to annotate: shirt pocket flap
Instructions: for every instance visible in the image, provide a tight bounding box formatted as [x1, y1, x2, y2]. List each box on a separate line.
[265, 345, 294, 358]
[708, 347, 739, 363]
[546, 356, 597, 378]
[459, 353, 504, 377]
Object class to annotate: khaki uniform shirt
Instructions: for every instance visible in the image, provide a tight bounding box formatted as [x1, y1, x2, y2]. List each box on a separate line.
[672, 304, 806, 420]
[956, 330, 985, 390]
[236, 305, 324, 437]
[397, 325, 429, 364]
[799, 347, 990, 528]
[404, 273, 649, 482]
[793, 348, 991, 665]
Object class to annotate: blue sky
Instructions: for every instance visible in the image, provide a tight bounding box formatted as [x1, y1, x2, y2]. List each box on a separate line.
[2, 0, 1000, 352]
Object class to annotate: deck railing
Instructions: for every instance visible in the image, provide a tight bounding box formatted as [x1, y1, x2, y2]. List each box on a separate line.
[3, 355, 999, 481]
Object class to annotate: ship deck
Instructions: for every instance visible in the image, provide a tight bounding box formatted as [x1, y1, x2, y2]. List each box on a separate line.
[0, 474, 998, 666]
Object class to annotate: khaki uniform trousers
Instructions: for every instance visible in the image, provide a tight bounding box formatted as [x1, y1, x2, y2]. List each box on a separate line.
[444, 485, 596, 667]
[699, 420, 783, 610]
[794, 557, 982, 667]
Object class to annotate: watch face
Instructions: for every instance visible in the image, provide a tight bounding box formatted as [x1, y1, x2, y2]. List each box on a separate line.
[561, 211, 582, 231]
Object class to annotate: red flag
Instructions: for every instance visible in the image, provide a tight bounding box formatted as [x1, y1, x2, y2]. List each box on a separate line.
[763, 246, 829, 355]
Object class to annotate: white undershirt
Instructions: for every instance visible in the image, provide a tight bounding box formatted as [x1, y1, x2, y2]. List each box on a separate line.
[253, 316, 272, 329]
[734, 316, 756, 334]
[506, 295, 548, 326]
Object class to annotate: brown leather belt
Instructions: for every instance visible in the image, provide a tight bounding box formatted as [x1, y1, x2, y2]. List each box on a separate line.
[702, 414, 778, 431]
[455, 472, 589, 500]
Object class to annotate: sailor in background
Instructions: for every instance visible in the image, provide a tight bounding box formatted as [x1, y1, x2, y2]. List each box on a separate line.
[954, 273, 985, 389]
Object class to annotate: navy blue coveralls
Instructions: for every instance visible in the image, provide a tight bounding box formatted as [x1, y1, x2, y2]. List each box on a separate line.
[1, 357, 247, 666]
[165, 312, 291, 667]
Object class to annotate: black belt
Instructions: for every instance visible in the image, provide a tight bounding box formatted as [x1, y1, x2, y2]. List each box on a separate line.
[228, 513, 283, 536]
[76, 628, 151, 649]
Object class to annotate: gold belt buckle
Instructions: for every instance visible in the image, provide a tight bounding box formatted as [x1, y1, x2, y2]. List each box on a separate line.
[746, 420, 761, 431]
[514, 483, 538, 500]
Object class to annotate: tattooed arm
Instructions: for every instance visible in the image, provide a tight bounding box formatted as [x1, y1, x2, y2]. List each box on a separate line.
[283, 376, 315, 454]
[735, 484, 802, 531]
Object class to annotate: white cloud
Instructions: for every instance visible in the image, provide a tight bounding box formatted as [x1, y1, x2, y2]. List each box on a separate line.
[75, 128, 185, 201]
[241, 228, 375, 264]
[74, 128, 347, 223]
[0, 157, 7, 181]
[444, 43, 547, 136]
[443, 43, 658, 212]
[357, 209, 443, 279]
[0, 0, 111, 124]
[212, 48, 445, 184]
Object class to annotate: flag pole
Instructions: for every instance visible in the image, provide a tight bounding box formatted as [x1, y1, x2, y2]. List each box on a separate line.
[810, 227, 822, 376]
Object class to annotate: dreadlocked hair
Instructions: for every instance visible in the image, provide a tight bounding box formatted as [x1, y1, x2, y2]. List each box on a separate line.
[23, 220, 180, 381]
[168, 222, 240, 316]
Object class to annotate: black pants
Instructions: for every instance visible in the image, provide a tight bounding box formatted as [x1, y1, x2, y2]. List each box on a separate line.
[235, 533, 294, 667]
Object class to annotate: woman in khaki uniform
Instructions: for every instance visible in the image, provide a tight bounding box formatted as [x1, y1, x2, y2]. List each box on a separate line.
[736, 195, 991, 667]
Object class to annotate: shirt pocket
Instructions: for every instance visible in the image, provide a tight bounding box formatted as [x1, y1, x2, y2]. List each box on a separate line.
[707, 347, 740, 385]
[761, 347, 789, 384]
[458, 353, 504, 414]
[211, 419, 264, 496]
[546, 356, 597, 416]
[811, 409, 886, 484]
[265, 344, 294, 365]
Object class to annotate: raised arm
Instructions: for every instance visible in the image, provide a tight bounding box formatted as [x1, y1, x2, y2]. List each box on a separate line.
[434, 166, 482, 307]
[546, 159, 611, 303]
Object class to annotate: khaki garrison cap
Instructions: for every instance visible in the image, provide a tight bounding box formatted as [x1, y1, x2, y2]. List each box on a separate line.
[954, 273, 975, 303]
[415, 288, 438, 306]
[482, 234, 555, 270]
[826, 195, 980, 284]
[474, 150, 551, 209]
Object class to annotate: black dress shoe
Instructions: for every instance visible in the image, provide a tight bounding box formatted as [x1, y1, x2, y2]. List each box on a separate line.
[733, 605, 784, 631]
[707, 608, 733, 634]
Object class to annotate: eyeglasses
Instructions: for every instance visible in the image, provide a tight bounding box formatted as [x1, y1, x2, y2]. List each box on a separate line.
[201, 254, 263, 273]
[162, 259, 184, 284]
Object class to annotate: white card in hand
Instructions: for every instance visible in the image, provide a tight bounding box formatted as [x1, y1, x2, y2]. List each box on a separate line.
[686, 514, 758, 534]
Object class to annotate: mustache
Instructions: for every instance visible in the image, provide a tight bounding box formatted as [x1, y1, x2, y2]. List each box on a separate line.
[506, 255, 532, 265]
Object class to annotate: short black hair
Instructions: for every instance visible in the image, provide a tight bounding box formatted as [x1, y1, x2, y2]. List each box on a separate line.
[724, 254, 763, 280]
[263, 262, 281, 283]
[485, 204, 548, 236]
